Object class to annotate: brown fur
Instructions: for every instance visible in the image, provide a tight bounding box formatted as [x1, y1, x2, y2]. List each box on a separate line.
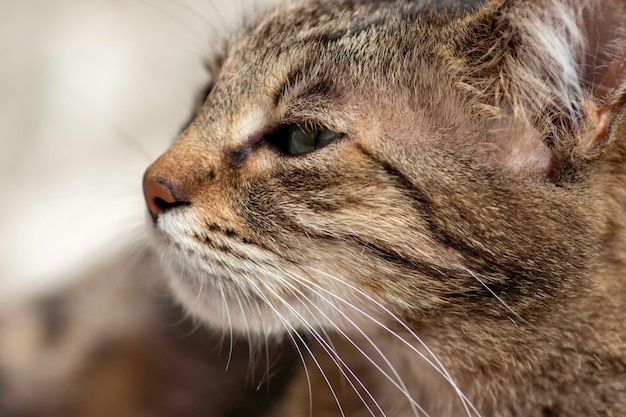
[144, 0, 626, 415]
[2, 0, 625, 416]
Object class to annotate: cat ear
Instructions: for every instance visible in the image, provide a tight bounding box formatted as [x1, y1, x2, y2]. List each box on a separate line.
[542, 0, 626, 150]
[474, 0, 626, 177]
[580, 9, 626, 151]
[519, 0, 626, 144]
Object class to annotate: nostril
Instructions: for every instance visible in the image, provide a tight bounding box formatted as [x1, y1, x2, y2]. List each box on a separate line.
[154, 196, 187, 213]
[142, 175, 189, 221]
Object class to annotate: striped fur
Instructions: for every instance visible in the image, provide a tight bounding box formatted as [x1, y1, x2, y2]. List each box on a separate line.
[145, 0, 626, 415]
[2, 0, 625, 416]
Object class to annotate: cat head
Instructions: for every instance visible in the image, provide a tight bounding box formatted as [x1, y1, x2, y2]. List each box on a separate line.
[143, 0, 626, 336]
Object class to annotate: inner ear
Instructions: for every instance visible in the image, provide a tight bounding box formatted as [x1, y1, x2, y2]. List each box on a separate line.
[573, 0, 626, 150]
[586, 58, 626, 150]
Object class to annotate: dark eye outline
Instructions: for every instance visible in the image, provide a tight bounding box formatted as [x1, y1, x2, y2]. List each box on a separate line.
[265, 124, 342, 156]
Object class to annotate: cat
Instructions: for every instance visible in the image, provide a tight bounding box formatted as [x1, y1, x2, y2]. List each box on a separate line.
[142, 0, 626, 415]
[1, 0, 625, 416]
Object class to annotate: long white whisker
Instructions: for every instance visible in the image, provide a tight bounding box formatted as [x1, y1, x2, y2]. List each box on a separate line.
[275, 321, 314, 417]
[242, 282, 264, 377]
[236, 279, 314, 417]
[246, 286, 273, 388]
[246, 281, 347, 417]
[279, 272, 428, 417]
[217, 282, 235, 371]
[233, 283, 255, 373]
[259, 278, 386, 417]
[190, 273, 205, 315]
[300, 265, 482, 417]
[139, 0, 212, 52]
[461, 266, 528, 325]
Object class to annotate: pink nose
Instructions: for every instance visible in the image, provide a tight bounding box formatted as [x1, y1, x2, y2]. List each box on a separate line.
[142, 175, 186, 221]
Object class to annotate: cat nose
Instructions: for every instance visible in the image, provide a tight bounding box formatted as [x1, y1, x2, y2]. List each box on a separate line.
[142, 175, 188, 221]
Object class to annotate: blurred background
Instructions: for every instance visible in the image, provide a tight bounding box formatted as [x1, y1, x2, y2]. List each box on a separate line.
[0, 0, 268, 305]
[0, 3, 302, 416]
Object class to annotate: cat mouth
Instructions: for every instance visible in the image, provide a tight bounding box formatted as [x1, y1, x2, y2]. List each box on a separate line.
[153, 222, 271, 286]
[151, 215, 373, 337]
[150, 214, 302, 325]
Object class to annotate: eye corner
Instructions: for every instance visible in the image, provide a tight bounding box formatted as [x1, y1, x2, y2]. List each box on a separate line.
[262, 124, 291, 154]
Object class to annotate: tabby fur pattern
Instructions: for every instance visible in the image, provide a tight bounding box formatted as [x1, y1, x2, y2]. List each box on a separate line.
[145, 0, 626, 415]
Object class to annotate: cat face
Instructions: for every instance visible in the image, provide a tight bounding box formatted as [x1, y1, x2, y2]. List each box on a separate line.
[144, 0, 626, 337]
[144, 1, 442, 335]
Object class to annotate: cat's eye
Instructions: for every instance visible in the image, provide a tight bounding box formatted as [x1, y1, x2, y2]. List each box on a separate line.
[283, 125, 340, 155]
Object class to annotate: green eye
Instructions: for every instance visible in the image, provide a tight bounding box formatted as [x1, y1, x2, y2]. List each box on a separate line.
[285, 126, 340, 155]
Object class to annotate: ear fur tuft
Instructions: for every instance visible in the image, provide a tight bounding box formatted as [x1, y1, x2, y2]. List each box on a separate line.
[466, 0, 626, 178]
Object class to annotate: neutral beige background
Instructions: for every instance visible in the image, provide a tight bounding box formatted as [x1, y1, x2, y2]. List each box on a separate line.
[0, 0, 276, 303]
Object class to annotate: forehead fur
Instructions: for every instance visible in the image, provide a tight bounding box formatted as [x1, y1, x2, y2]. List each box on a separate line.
[211, 0, 494, 141]
[209, 0, 625, 179]
[227, 0, 486, 86]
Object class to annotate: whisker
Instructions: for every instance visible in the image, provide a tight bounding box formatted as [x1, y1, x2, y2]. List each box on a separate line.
[233, 282, 255, 375]
[137, 0, 212, 53]
[252, 289, 314, 417]
[300, 265, 483, 417]
[162, 260, 203, 330]
[259, 277, 386, 417]
[461, 265, 528, 325]
[242, 283, 266, 382]
[246, 281, 347, 417]
[175, 264, 209, 339]
[195, 0, 234, 35]
[166, 0, 222, 36]
[279, 272, 427, 417]
[217, 282, 235, 371]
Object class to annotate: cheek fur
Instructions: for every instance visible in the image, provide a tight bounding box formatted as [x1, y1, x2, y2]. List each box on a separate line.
[153, 205, 392, 335]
